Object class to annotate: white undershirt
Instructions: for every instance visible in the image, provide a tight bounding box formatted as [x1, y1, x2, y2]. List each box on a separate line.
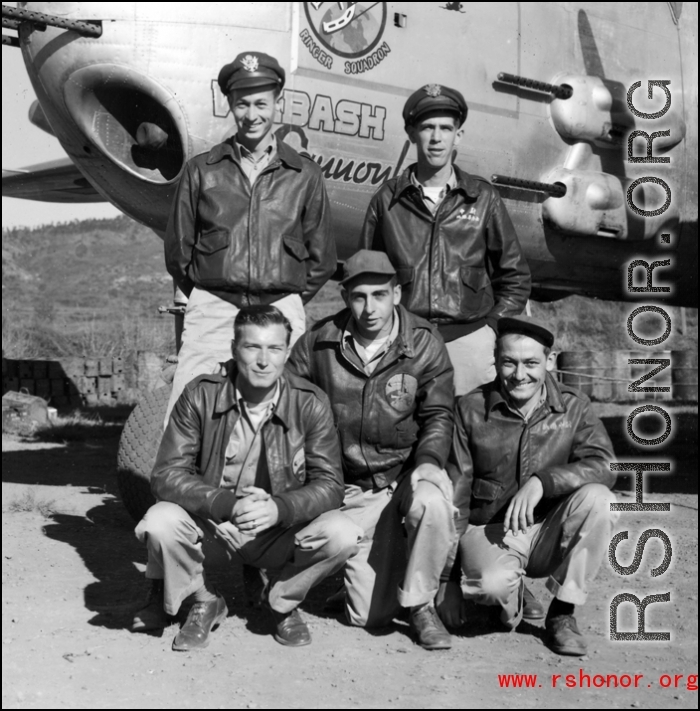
[421, 185, 445, 203]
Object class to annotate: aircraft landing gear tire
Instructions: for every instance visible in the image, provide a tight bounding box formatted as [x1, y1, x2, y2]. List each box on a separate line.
[117, 386, 170, 522]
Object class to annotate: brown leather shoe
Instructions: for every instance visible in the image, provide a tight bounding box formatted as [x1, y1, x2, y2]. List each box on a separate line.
[409, 605, 452, 650]
[269, 606, 312, 647]
[545, 614, 588, 656]
[131, 580, 168, 632]
[522, 584, 546, 622]
[172, 595, 228, 651]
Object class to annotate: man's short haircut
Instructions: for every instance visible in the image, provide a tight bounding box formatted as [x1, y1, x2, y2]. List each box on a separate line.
[233, 305, 292, 345]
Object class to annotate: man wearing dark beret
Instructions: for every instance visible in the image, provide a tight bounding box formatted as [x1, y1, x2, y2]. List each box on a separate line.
[164, 51, 336, 423]
[361, 83, 531, 396]
[437, 316, 618, 656]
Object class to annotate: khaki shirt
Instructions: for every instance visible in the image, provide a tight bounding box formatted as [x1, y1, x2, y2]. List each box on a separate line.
[222, 382, 280, 495]
[343, 310, 400, 376]
[235, 135, 276, 184]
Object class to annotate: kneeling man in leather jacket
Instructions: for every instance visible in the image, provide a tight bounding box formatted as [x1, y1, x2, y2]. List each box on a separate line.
[131, 305, 361, 650]
[288, 250, 457, 650]
[438, 316, 618, 656]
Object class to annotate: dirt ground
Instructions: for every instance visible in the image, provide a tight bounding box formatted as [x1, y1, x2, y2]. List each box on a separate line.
[2, 406, 697, 710]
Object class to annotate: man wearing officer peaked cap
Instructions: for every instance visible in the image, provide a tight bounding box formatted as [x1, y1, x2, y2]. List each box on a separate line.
[361, 82, 531, 397]
[163, 50, 335, 425]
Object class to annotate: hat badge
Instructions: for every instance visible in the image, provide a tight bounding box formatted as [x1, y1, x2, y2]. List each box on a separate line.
[424, 83, 442, 97]
[241, 54, 259, 72]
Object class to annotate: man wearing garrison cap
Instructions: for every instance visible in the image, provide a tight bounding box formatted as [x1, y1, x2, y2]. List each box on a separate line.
[288, 250, 456, 650]
[361, 82, 531, 397]
[438, 316, 618, 656]
[164, 51, 335, 424]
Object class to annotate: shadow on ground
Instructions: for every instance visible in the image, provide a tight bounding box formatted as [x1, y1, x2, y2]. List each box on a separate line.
[42, 495, 353, 637]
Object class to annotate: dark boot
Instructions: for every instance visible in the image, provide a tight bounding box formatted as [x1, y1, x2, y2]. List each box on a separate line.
[545, 601, 587, 656]
[409, 604, 452, 650]
[130, 579, 168, 632]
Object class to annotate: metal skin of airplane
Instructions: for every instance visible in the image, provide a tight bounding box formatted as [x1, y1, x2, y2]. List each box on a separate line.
[2, 1, 697, 309]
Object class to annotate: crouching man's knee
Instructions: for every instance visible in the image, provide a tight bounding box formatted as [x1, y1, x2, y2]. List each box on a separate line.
[298, 510, 362, 561]
[134, 501, 201, 547]
[468, 565, 521, 607]
[570, 483, 619, 525]
[406, 480, 453, 529]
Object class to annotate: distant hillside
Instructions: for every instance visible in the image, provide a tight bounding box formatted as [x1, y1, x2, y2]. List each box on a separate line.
[2, 215, 697, 359]
[2, 217, 174, 359]
[2, 216, 171, 316]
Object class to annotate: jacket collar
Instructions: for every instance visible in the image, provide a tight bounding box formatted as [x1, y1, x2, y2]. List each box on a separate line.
[205, 133, 303, 171]
[214, 361, 293, 429]
[395, 163, 480, 200]
[316, 304, 417, 359]
[485, 372, 567, 420]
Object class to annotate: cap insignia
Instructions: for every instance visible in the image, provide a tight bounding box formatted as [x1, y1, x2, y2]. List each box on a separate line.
[241, 54, 259, 72]
[424, 84, 442, 97]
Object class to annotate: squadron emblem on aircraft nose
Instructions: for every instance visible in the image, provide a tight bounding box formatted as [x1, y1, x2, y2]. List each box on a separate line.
[304, 2, 388, 61]
[241, 55, 259, 72]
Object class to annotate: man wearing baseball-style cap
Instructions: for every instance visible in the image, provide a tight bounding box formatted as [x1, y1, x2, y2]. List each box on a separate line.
[163, 50, 335, 425]
[288, 250, 457, 650]
[361, 82, 531, 397]
[438, 315, 618, 656]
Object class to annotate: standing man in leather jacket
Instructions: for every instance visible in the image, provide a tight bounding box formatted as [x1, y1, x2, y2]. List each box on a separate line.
[361, 83, 531, 395]
[131, 306, 361, 650]
[288, 250, 457, 650]
[164, 51, 335, 423]
[437, 316, 618, 656]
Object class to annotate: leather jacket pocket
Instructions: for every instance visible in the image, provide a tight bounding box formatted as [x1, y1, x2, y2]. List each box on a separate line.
[396, 266, 414, 286]
[471, 478, 503, 501]
[280, 235, 308, 290]
[195, 229, 230, 255]
[377, 418, 418, 454]
[460, 265, 489, 316]
[193, 230, 230, 284]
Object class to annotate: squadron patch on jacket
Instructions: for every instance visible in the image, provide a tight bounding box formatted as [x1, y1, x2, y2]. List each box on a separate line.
[385, 374, 418, 412]
[292, 447, 306, 478]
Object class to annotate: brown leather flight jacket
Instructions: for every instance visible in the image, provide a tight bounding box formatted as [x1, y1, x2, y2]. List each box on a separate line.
[150, 364, 344, 527]
[164, 135, 335, 306]
[287, 305, 454, 490]
[361, 165, 530, 331]
[448, 373, 616, 534]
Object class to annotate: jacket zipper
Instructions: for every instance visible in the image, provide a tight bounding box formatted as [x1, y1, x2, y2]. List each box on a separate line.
[243, 157, 281, 300]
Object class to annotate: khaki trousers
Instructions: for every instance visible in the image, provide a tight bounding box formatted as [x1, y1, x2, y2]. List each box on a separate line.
[460, 483, 618, 628]
[135, 501, 362, 616]
[444, 324, 497, 396]
[165, 289, 306, 425]
[341, 474, 456, 628]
